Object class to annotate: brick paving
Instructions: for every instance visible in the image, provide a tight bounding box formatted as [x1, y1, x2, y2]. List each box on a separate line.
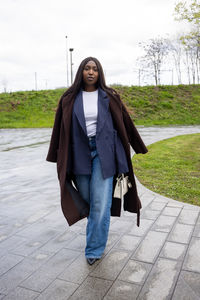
[0, 126, 200, 300]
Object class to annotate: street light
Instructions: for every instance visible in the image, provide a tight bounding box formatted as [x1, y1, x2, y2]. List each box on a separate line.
[65, 35, 69, 87]
[35, 72, 37, 91]
[69, 48, 74, 85]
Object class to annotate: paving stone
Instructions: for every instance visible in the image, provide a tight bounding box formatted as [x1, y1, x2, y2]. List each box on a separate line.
[140, 192, 156, 205]
[109, 220, 133, 233]
[183, 204, 200, 211]
[9, 237, 49, 257]
[79, 218, 88, 227]
[0, 257, 44, 294]
[90, 249, 130, 280]
[159, 241, 187, 260]
[168, 223, 194, 244]
[2, 286, 39, 300]
[65, 234, 86, 252]
[138, 258, 181, 300]
[166, 202, 183, 208]
[3, 220, 25, 232]
[58, 254, 97, 284]
[119, 216, 137, 224]
[69, 224, 84, 234]
[132, 231, 167, 263]
[148, 201, 167, 211]
[69, 276, 112, 300]
[162, 207, 182, 217]
[0, 234, 9, 243]
[140, 198, 154, 209]
[25, 210, 53, 224]
[118, 260, 152, 284]
[151, 215, 176, 232]
[113, 235, 141, 251]
[20, 249, 80, 292]
[153, 196, 169, 203]
[121, 210, 137, 219]
[110, 216, 119, 224]
[193, 224, 200, 237]
[0, 235, 27, 255]
[0, 224, 21, 242]
[37, 230, 76, 253]
[183, 237, 200, 273]
[16, 220, 60, 240]
[0, 253, 24, 276]
[41, 209, 68, 225]
[197, 215, 200, 224]
[178, 209, 199, 225]
[141, 209, 161, 220]
[103, 280, 141, 300]
[36, 279, 79, 300]
[28, 213, 64, 232]
[128, 219, 154, 237]
[172, 270, 200, 300]
[28, 249, 56, 263]
[104, 232, 121, 253]
[138, 188, 146, 198]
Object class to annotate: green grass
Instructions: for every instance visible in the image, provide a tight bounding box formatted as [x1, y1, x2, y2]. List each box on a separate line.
[132, 133, 200, 206]
[113, 84, 200, 126]
[0, 89, 66, 128]
[0, 84, 200, 128]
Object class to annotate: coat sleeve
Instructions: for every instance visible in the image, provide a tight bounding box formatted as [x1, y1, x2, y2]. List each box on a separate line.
[46, 98, 63, 162]
[122, 102, 148, 154]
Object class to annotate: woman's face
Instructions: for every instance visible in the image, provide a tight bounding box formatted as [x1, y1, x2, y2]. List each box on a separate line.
[82, 60, 99, 87]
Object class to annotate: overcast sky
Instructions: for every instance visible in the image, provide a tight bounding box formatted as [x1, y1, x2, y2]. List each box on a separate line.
[1, 0, 190, 92]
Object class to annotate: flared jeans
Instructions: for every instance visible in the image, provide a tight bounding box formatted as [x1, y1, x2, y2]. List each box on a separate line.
[74, 136, 114, 259]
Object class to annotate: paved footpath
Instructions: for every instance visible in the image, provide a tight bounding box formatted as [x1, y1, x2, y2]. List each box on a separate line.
[0, 126, 200, 300]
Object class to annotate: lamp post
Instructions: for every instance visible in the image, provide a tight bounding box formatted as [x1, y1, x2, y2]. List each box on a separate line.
[69, 48, 74, 85]
[65, 35, 69, 87]
[35, 72, 37, 91]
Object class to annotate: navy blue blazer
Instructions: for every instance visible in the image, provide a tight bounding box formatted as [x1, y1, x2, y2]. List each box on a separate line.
[68, 88, 129, 179]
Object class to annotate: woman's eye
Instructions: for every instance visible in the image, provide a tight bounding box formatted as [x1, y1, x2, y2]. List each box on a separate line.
[84, 67, 98, 72]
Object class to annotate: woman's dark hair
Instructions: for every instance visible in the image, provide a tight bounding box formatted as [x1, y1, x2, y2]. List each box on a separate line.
[61, 57, 120, 102]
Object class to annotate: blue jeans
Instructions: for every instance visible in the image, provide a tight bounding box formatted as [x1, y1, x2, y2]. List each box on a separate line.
[74, 136, 113, 258]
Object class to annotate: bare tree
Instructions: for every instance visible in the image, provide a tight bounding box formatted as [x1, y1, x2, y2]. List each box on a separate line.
[181, 33, 200, 83]
[1, 78, 8, 93]
[174, 0, 200, 83]
[167, 35, 184, 84]
[138, 38, 170, 85]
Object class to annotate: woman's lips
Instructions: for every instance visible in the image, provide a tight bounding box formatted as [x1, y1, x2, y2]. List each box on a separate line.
[87, 77, 94, 80]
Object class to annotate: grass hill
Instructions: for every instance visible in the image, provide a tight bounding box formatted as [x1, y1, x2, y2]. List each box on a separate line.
[0, 84, 200, 128]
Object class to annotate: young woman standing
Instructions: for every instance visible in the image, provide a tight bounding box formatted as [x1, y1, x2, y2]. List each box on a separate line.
[46, 57, 148, 265]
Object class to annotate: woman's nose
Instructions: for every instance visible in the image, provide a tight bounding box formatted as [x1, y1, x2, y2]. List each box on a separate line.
[89, 68, 94, 74]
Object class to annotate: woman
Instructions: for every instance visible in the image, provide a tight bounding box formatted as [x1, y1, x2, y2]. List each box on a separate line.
[46, 57, 148, 265]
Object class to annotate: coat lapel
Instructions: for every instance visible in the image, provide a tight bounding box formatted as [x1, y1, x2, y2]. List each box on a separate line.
[73, 87, 110, 137]
[96, 88, 110, 136]
[73, 89, 87, 135]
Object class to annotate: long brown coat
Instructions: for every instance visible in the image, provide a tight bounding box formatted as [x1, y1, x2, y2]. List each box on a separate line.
[46, 91, 148, 227]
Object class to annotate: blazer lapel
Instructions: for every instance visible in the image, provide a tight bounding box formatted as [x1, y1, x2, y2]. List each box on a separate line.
[68, 87, 110, 137]
[73, 89, 87, 135]
[96, 88, 110, 136]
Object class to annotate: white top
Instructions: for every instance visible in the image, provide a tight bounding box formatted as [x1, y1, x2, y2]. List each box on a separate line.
[82, 90, 98, 137]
